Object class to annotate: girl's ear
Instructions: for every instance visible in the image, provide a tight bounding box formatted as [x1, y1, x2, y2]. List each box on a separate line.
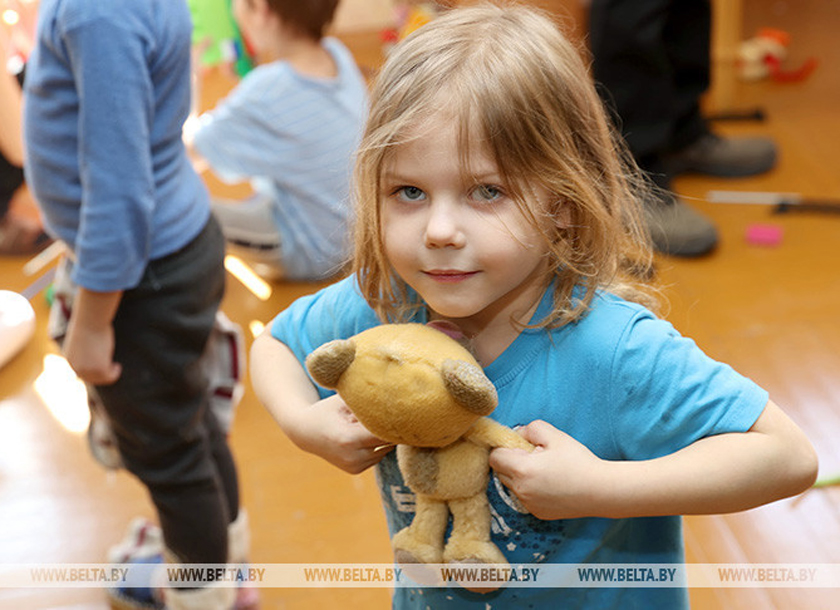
[553, 198, 572, 230]
[253, 0, 272, 18]
[245, 0, 272, 23]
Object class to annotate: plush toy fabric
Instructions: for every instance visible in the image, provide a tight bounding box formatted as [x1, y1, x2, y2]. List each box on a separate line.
[306, 323, 533, 568]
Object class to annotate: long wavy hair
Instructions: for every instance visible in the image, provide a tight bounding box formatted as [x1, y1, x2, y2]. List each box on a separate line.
[352, 2, 660, 326]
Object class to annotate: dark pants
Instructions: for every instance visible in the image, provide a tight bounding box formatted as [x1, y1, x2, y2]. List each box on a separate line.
[2, 64, 25, 216]
[96, 216, 239, 564]
[590, 0, 711, 187]
[0, 155, 24, 216]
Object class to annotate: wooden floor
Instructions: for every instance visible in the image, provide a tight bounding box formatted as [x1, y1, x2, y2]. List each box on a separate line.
[1, 1, 839, 608]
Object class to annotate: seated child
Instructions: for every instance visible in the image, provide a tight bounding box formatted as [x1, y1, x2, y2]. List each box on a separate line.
[189, 0, 369, 281]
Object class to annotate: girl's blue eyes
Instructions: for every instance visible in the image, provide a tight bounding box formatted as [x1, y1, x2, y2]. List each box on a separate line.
[396, 186, 426, 202]
[392, 185, 503, 203]
[471, 185, 502, 202]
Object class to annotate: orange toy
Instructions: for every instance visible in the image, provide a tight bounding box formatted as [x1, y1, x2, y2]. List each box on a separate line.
[737, 28, 817, 83]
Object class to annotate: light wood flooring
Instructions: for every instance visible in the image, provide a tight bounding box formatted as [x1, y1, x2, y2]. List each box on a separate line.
[1, 1, 839, 608]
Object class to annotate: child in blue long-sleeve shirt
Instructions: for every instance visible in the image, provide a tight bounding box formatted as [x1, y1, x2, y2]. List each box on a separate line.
[24, 1, 247, 608]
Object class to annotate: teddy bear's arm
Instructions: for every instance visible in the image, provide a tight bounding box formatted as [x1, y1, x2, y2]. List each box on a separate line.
[465, 417, 535, 451]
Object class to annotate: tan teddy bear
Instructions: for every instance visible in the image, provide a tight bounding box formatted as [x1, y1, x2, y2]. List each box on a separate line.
[305, 323, 533, 568]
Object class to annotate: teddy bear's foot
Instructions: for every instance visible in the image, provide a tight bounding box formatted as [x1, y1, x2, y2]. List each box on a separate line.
[393, 528, 446, 587]
[443, 541, 508, 593]
[393, 549, 444, 587]
[443, 539, 507, 566]
[393, 527, 445, 564]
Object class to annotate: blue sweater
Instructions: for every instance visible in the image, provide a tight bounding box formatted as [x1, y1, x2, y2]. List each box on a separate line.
[23, 0, 210, 291]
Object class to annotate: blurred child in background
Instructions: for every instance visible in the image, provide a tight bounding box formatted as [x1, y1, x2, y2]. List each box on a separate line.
[24, 1, 250, 608]
[189, 0, 368, 281]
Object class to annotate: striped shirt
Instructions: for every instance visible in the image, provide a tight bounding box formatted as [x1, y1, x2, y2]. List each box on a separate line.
[193, 38, 368, 280]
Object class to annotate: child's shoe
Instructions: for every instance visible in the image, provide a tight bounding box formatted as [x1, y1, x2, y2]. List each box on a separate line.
[223, 510, 260, 610]
[164, 584, 236, 610]
[106, 518, 166, 610]
[106, 515, 259, 610]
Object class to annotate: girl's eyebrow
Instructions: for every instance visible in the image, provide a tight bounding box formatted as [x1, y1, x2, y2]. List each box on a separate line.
[470, 170, 503, 181]
[380, 170, 415, 183]
[380, 162, 502, 182]
[464, 159, 502, 180]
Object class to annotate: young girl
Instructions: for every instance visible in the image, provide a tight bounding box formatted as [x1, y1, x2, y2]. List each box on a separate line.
[251, 4, 817, 608]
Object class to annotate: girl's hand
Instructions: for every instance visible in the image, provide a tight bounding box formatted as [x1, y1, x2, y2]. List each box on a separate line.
[489, 420, 605, 520]
[291, 394, 394, 475]
[490, 402, 818, 520]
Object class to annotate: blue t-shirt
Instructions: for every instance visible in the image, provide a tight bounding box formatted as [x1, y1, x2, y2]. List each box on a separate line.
[193, 38, 368, 280]
[270, 276, 768, 609]
[24, 0, 210, 291]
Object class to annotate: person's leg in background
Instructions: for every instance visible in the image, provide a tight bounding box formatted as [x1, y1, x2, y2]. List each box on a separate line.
[661, 0, 777, 179]
[589, 0, 775, 257]
[97, 218, 241, 609]
[661, 0, 712, 156]
[590, 0, 719, 256]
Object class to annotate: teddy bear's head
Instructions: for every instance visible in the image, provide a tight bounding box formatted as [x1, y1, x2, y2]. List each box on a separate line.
[305, 324, 497, 447]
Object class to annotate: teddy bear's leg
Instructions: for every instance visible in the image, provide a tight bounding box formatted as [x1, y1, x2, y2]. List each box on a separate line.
[392, 494, 448, 564]
[443, 493, 507, 565]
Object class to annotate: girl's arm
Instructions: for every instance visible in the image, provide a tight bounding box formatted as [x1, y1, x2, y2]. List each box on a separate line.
[489, 400, 818, 520]
[250, 330, 393, 474]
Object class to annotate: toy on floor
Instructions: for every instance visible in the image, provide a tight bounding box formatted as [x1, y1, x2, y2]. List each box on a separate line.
[306, 323, 533, 571]
[745, 223, 783, 247]
[737, 27, 817, 83]
[707, 190, 840, 215]
[0, 290, 35, 369]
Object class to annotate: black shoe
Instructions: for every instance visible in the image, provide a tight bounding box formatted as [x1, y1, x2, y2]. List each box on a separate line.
[665, 133, 777, 178]
[643, 190, 718, 257]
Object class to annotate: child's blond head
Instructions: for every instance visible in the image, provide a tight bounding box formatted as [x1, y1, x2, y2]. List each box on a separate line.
[354, 3, 658, 325]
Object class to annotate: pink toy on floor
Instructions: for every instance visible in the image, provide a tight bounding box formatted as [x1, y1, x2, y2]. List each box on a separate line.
[745, 223, 784, 247]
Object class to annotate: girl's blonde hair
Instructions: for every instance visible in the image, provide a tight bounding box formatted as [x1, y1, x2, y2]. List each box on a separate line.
[353, 2, 660, 326]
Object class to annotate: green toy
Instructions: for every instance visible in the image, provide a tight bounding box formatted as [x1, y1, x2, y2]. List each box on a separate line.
[813, 474, 840, 488]
[188, 0, 253, 76]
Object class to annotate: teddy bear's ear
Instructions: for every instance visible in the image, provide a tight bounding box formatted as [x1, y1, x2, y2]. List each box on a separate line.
[441, 359, 498, 415]
[305, 339, 356, 388]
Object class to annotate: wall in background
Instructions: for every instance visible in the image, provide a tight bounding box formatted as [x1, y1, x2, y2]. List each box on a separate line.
[333, 0, 394, 33]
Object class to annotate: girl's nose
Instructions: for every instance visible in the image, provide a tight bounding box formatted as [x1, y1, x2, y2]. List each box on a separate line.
[424, 199, 466, 248]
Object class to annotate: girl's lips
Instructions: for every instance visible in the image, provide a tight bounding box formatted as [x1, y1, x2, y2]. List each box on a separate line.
[423, 270, 478, 282]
